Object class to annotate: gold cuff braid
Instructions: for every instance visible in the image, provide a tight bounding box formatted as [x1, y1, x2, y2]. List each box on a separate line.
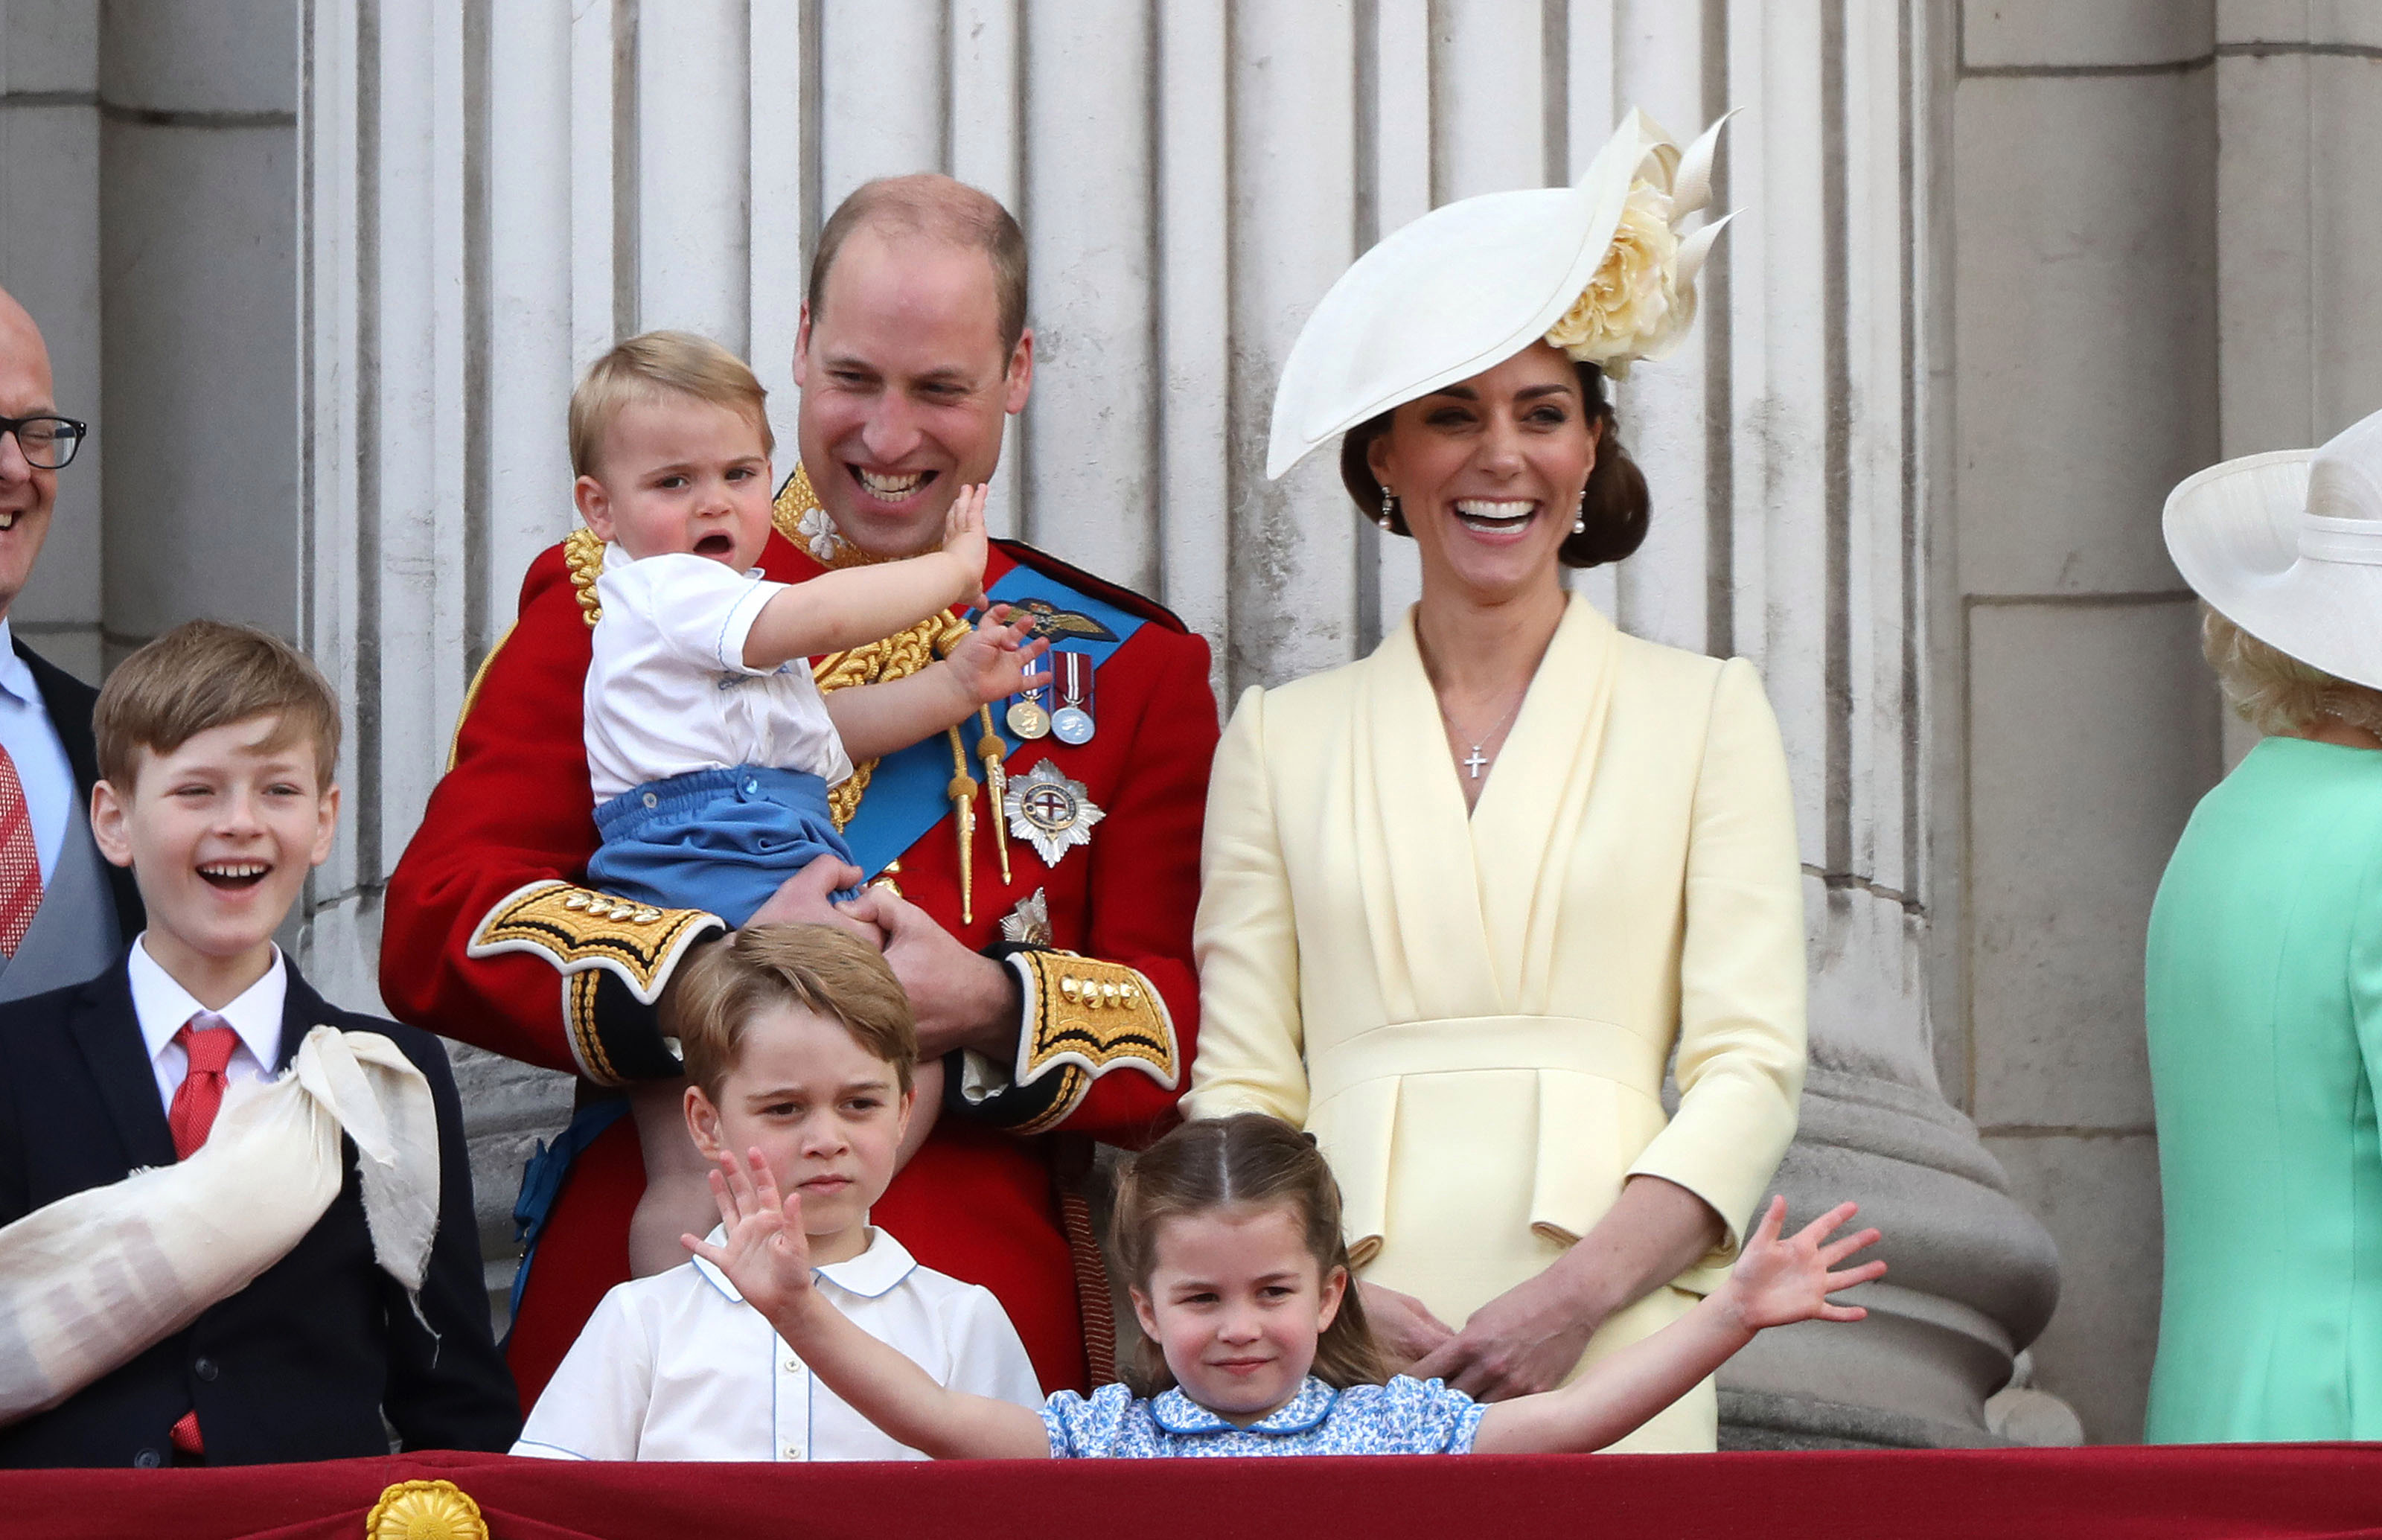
[467, 880, 722, 1003]
[1004, 952, 1179, 1134]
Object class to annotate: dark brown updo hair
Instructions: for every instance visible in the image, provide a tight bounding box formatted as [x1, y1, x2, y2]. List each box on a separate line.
[1338, 357, 1650, 569]
[1109, 1114, 1388, 1398]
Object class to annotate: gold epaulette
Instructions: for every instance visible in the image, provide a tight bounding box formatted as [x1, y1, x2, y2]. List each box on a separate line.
[1001, 951, 1179, 1134]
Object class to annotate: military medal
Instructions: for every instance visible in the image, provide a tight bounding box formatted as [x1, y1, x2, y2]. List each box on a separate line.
[1006, 679, 1053, 739]
[1050, 651, 1096, 745]
[1004, 760, 1105, 867]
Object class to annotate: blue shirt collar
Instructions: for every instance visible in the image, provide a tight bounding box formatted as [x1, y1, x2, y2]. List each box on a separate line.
[1149, 1376, 1338, 1436]
[0, 618, 35, 709]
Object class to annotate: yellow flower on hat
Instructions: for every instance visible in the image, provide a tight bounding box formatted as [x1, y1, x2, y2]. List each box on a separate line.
[1547, 183, 1685, 380]
[1545, 115, 1732, 379]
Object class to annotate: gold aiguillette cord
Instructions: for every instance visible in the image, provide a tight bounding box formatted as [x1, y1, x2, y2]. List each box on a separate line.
[977, 705, 1013, 886]
[945, 727, 978, 926]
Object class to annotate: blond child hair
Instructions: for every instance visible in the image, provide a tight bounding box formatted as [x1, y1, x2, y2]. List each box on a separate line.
[569, 330, 774, 480]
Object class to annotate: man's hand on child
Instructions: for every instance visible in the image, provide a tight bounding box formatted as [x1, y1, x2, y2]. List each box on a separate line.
[949, 604, 1052, 707]
[683, 1148, 817, 1323]
[1715, 1197, 1884, 1335]
[941, 483, 992, 609]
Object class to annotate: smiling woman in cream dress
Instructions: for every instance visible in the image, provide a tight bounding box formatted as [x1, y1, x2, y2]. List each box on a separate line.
[1184, 113, 1806, 1454]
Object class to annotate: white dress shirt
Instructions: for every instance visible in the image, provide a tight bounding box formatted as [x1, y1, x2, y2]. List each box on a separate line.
[583, 549, 854, 805]
[512, 1224, 1041, 1462]
[0, 618, 79, 883]
[127, 936, 285, 1111]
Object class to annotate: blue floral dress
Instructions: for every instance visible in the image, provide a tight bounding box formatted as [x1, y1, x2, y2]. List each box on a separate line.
[1041, 1376, 1487, 1457]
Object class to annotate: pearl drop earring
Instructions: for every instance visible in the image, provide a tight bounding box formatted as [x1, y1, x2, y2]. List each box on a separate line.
[1572, 488, 1588, 537]
[1379, 488, 1396, 533]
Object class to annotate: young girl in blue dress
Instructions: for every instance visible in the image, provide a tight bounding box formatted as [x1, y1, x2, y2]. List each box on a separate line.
[689, 1112, 1883, 1457]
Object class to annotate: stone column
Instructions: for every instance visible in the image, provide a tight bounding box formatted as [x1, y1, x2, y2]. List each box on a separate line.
[97, 0, 298, 662]
[0, 0, 103, 681]
[1700, 0, 2069, 1450]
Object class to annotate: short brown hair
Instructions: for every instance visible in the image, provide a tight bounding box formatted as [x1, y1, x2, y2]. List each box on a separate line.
[1111, 1114, 1388, 1397]
[1340, 357, 1650, 569]
[808, 174, 1029, 357]
[662, 924, 917, 1101]
[569, 330, 773, 480]
[95, 620, 341, 790]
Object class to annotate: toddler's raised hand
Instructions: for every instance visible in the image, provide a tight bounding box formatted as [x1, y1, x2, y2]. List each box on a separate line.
[947, 604, 1052, 708]
[941, 483, 992, 609]
[1717, 1197, 1884, 1334]
[683, 1148, 817, 1322]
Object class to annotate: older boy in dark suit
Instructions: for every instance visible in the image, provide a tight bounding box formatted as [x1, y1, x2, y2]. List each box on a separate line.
[0, 620, 516, 1466]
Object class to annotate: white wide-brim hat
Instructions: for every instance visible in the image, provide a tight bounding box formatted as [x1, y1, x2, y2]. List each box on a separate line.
[2163, 407, 2382, 691]
[1265, 109, 1734, 482]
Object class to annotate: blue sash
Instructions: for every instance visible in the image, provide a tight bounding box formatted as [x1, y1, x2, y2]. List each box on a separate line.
[841, 563, 1146, 878]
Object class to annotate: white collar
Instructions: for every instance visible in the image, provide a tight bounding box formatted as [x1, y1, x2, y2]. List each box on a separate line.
[128, 936, 287, 1070]
[692, 1223, 920, 1304]
[0, 617, 36, 709]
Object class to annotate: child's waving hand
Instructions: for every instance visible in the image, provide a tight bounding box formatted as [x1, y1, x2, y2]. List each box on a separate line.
[1474, 1197, 1884, 1455]
[948, 604, 1053, 708]
[684, 1150, 817, 1321]
[940, 483, 992, 610]
[1716, 1198, 1884, 1332]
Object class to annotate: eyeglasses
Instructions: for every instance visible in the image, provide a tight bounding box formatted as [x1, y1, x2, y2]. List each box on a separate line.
[0, 415, 88, 470]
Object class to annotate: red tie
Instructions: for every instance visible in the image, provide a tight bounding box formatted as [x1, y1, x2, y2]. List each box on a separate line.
[166, 1015, 239, 1457]
[167, 1016, 240, 1159]
[0, 744, 40, 958]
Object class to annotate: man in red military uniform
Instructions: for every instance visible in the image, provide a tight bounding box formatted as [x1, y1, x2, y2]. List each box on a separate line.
[381, 174, 1216, 1405]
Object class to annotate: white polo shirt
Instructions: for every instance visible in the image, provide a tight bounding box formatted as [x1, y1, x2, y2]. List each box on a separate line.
[511, 1226, 1040, 1462]
[584, 549, 854, 805]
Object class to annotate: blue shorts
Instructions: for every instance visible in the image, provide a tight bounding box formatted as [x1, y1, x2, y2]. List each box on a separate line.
[585, 766, 859, 929]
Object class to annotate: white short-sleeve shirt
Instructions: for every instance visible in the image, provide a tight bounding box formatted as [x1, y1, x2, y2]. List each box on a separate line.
[584, 549, 854, 805]
[510, 1226, 1041, 1462]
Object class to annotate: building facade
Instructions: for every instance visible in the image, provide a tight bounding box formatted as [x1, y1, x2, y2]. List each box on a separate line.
[5, 0, 2380, 1443]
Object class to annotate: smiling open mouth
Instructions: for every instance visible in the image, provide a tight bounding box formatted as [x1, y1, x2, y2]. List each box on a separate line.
[852, 467, 932, 502]
[1454, 499, 1538, 534]
[199, 862, 271, 891]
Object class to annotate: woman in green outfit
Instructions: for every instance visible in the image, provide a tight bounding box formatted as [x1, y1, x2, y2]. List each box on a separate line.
[2146, 408, 2382, 1443]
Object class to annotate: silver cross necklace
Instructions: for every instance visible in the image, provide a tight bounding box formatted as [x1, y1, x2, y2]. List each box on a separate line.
[1439, 688, 1529, 780]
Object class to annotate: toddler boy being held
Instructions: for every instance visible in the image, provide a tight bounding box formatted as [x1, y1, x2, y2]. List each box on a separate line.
[565, 332, 1044, 1274]
[511, 924, 1041, 1461]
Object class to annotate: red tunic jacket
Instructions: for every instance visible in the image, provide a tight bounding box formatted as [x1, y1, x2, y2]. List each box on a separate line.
[380, 509, 1217, 1404]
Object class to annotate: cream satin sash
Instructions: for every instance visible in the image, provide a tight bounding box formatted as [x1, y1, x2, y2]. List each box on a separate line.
[0, 1026, 439, 1425]
[1305, 1015, 1669, 1265]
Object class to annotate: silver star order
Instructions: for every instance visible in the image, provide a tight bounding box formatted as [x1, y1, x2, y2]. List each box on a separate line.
[1003, 760, 1104, 868]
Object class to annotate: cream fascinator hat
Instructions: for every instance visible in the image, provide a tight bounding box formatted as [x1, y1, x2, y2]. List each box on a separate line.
[2163, 407, 2382, 691]
[1266, 109, 1734, 481]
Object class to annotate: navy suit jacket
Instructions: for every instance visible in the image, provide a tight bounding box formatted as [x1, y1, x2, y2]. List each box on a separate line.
[0, 954, 519, 1466]
[10, 637, 144, 938]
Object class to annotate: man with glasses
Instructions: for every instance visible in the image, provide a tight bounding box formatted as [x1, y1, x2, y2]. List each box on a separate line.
[0, 285, 141, 1000]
